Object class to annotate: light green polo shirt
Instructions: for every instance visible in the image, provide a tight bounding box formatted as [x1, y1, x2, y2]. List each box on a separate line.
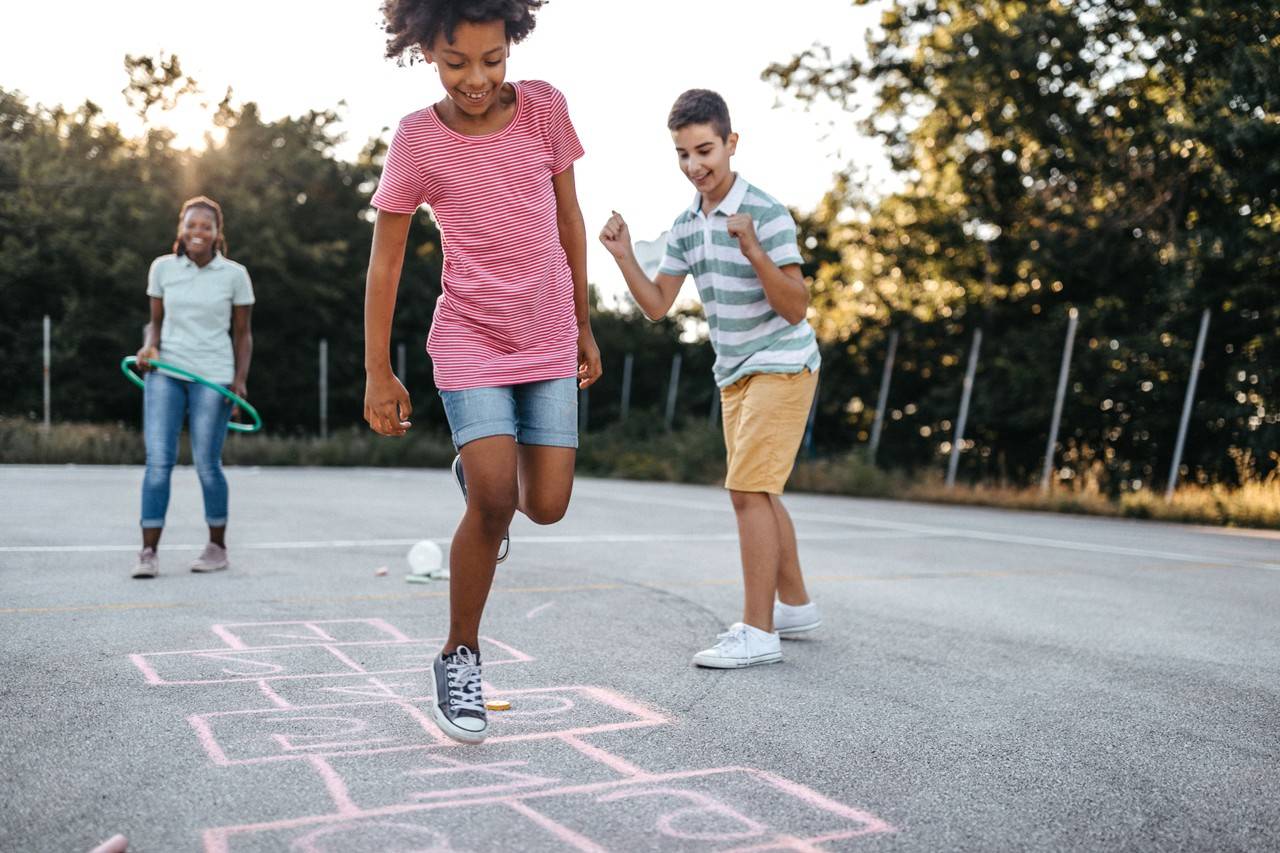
[147, 253, 255, 384]
[658, 174, 821, 388]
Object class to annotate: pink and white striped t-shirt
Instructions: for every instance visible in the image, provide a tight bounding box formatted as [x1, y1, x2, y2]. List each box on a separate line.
[371, 80, 584, 391]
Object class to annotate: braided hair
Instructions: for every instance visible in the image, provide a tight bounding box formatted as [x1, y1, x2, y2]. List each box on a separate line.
[171, 195, 228, 258]
[382, 0, 545, 63]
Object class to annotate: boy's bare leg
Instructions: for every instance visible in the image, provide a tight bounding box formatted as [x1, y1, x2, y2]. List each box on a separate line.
[731, 489, 780, 632]
[447, 435, 518, 653]
[770, 495, 811, 606]
[516, 444, 576, 525]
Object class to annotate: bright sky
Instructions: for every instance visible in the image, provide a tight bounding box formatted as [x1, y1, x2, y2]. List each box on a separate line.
[4, 0, 888, 303]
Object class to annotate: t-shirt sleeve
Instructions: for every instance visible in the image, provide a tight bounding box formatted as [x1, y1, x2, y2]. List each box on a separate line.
[233, 266, 256, 306]
[371, 121, 426, 213]
[658, 228, 689, 277]
[146, 257, 165, 298]
[759, 207, 804, 267]
[545, 87, 585, 175]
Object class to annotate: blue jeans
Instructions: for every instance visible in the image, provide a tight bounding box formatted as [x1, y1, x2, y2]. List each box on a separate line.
[140, 372, 232, 528]
[439, 377, 579, 449]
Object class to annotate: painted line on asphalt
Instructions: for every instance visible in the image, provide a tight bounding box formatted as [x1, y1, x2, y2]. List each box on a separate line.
[578, 490, 1280, 572]
[0, 529, 927, 554]
[0, 562, 1242, 616]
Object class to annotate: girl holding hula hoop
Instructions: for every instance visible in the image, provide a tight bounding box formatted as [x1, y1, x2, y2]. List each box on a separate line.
[133, 196, 255, 579]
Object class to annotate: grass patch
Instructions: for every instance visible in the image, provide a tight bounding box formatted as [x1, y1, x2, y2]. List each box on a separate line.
[3, 416, 1276, 529]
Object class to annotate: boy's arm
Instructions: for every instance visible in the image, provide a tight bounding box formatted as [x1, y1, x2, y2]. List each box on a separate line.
[599, 212, 685, 321]
[363, 210, 414, 436]
[725, 213, 808, 325]
[553, 166, 603, 388]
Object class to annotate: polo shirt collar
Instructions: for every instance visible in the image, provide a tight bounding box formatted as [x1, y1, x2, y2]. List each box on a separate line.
[181, 252, 227, 270]
[689, 173, 747, 218]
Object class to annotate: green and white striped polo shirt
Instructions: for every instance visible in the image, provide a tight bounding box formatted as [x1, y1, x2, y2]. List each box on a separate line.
[659, 175, 821, 388]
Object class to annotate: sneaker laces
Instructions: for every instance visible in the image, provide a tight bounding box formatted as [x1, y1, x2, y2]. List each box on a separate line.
[714, 624, 749, 650]
[445, 646, 484, 713]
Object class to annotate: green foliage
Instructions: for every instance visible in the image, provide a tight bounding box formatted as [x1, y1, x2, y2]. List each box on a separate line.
[766, 0, 1279, 491]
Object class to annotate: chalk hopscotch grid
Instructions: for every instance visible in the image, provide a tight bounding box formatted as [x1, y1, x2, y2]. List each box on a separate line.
[129, 618, 896, 851]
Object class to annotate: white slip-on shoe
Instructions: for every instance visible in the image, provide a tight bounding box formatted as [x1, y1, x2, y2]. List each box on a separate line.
[132, 547, 158, 579]
[692, 622, 782, 669]
[190, 543, 229, 573]
[774, 601, 822, 637]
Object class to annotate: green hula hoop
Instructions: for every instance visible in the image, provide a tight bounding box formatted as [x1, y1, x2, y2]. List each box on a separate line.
[120, 356, 263, 433]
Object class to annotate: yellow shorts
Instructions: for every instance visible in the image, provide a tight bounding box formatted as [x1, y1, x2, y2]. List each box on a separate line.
[720, 368, 819, 495]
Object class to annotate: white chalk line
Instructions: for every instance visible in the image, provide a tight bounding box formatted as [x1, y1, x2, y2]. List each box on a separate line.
[0, 529, 925, 554]
[574, 490, 1280, 573]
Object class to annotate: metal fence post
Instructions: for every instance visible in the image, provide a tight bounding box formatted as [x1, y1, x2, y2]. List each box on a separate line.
[319, 338, 329, 440]
[1040, 308, 1079, 492]
[1165, 308, 1211, 500]
[868, 330, 899, 464]
[42, 315, 52, 430]
[664, 353, 682, 430]
[579, 387, 589, 433]
[396, 342, 407, 392]
[946, 329, 982, 489]
[620, 353, 634, 422]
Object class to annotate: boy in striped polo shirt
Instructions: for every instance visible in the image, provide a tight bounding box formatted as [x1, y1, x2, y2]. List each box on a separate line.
[599, 89, 823, 669]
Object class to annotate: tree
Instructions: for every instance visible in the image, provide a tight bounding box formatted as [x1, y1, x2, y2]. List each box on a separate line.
[767, 0, 1279, 487]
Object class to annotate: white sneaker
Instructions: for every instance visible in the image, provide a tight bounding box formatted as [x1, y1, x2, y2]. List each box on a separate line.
[773, 601, 822, 637]
[692, 623, 782, 669]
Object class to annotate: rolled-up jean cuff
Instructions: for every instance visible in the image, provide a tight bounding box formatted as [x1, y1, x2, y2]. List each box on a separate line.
[140, 518, 166, 529]
[518, 429, 578, 449]
[452, 419, 517, 449]
[205, 517, 228, 527]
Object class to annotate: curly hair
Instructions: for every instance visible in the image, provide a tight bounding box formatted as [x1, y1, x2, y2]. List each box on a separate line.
[667, 89, 733, 141]
[383, 0, 546, 63]
[171, 196, 228, 258]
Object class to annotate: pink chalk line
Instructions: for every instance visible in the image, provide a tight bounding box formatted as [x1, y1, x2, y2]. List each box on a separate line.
[210, 618, 413, 650]
[201, 765, 892, 850]
[525, 601, 555, 619]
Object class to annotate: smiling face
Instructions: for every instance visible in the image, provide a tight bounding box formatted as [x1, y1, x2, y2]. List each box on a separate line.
[672, 122, 739, 205]
[423, 19, 510, 120]
[181, 206, 218, 260]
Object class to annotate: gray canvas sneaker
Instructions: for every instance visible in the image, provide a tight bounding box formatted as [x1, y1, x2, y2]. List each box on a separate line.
[431, 645, 488, 744]
[190, 543, 229, 573]
[132, 547, 159, 579]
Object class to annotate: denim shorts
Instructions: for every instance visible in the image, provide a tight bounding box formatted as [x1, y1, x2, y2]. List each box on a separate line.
[439, 377, 579, 449]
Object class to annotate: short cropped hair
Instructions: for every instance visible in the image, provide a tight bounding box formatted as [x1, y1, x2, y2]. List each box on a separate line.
[667, 89, 732, 141]
[383, 0, 545, 62]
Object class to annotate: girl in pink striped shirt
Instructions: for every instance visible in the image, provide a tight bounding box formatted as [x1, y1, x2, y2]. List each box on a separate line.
[363, 0, 601, 745]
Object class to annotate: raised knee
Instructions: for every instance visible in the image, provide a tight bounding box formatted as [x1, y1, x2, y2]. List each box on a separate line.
[524, 500, 567, 525]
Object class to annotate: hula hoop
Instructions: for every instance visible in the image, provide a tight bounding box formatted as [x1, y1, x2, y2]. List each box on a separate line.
[120, 356, 263, 433]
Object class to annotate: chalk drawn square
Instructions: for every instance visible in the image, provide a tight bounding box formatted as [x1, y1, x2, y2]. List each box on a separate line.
[255, 673, 435, 709]
[131, 644, 370, 686]
[344, 636, 532, 673]
[204, 801, 584, 853]
[524, 767, 895, 850]
[202, 768, 893, 853]
[479, 686, 666, 742]
[189, 686, 665, 765]
[189, 699, 451, 765]
[211, 619, 414, 650]
[322, 737, 629, 811]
